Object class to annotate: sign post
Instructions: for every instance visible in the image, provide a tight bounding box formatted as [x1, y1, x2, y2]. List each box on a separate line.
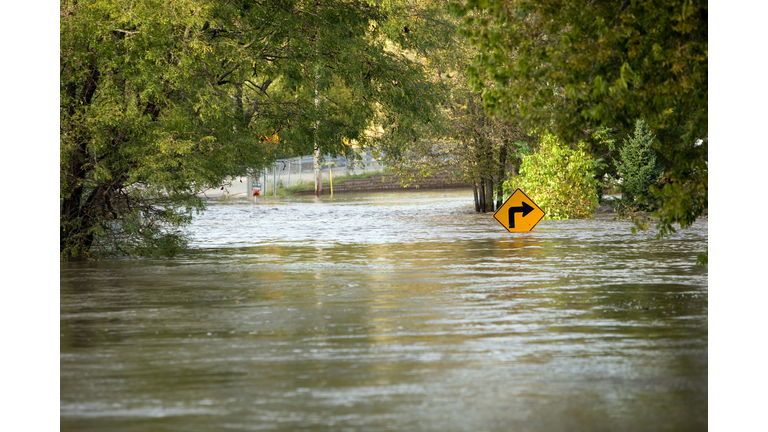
[493, 188, 546, 232]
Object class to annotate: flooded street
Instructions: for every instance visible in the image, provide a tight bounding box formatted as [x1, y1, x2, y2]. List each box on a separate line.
[60, 189, 708, 431]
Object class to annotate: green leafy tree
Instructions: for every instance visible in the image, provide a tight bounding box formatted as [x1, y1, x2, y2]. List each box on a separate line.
[452, 0, 707, 235]
[614, 119, 664, 207]
[503, 134, 599, 220]
[61, 0, 443, 259]
[60, 0, 250, 258]
[375, 0, 534, 213]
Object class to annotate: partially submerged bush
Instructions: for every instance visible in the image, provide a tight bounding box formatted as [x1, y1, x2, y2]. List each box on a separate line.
[503, 133, 599, 219]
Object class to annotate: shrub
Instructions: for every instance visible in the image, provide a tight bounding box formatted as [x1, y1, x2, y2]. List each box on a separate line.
[503, 133, 599, 220]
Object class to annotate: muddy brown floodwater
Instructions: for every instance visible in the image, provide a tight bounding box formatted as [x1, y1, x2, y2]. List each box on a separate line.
[60, 189, 708, 431]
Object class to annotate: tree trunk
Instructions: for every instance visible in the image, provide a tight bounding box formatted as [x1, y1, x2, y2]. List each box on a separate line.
[61, 183, 105, 258]
[496, 145, 508, 210]
[61, 191, 90, 255]
[60, 139, 93, 256]
[61, 59, 101, 257]
[484, 177, 494, 212]
[314, 145, 322, 197]
[478, 180, 484, 212]
[473, 182, 480, 212]
[234, 83, 244, 121]
[477, 178, 488, 213]
[314, 56, 321, 198]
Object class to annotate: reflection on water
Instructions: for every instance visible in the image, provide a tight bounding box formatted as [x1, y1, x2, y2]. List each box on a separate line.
[61, 190, 707, 431]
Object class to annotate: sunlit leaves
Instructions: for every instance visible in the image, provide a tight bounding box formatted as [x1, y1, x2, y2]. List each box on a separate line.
[504, 133, 599, 220]
[61, 0, 448, 258]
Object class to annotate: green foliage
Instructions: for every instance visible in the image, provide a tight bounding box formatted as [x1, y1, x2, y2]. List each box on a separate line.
[60, 0, 444, 259]
[453, 0, 707, 237]
[454, 0, 707, 142]
[647, 149, 708, 236]
[614, 119, 664, 206]
[503, 134, 599, 220]
[374, 2, 534, 213]
[91, 209, 190, 258]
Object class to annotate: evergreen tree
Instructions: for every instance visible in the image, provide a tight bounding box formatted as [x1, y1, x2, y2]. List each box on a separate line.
[615, 119, 664, 206]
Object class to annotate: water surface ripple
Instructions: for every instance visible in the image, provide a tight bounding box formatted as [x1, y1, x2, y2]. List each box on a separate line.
[61, 190, 708, 431]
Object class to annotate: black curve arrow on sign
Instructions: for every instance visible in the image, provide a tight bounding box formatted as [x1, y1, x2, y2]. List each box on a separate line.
[508, 201, 534, 229]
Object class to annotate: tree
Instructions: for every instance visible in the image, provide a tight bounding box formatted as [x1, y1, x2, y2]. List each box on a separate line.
[613, 119, 664, 209]
[503, 133, 599, 220]
[452, 0, 707, 235]
[374, 0, 534, 213]
[60, 0, 253, 258]
[61, 0, 443, 258]
[381, 70, 532, 213]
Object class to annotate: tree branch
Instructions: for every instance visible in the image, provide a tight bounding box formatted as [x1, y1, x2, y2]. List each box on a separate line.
[113, 28, 140, 36]
[216, 63, 241, 84]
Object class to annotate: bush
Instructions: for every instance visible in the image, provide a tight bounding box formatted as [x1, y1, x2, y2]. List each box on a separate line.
[503, 133, 599, 220]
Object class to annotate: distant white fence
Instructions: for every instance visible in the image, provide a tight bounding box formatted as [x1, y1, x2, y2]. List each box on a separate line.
[250, 151, 385, 196]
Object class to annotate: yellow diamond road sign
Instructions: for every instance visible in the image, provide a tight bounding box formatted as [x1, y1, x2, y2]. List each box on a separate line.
[493, 188, 546, 232]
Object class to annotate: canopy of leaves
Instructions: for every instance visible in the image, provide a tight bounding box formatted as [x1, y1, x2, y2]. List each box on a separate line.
[453, 0, 707, 140]
[60, 0, 443, 258]
[452, 0, 707, 234]
[373, 0, 534, 215]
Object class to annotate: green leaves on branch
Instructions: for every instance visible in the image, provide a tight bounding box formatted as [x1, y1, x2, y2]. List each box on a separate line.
[455, 0, 708, 143]
[503, 134, 599, 220]
[60, 0, 446, 259]
[453, 0, 707, 240]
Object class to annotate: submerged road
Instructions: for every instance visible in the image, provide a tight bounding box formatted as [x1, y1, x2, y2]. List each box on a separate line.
[61, 189, 708, 431]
